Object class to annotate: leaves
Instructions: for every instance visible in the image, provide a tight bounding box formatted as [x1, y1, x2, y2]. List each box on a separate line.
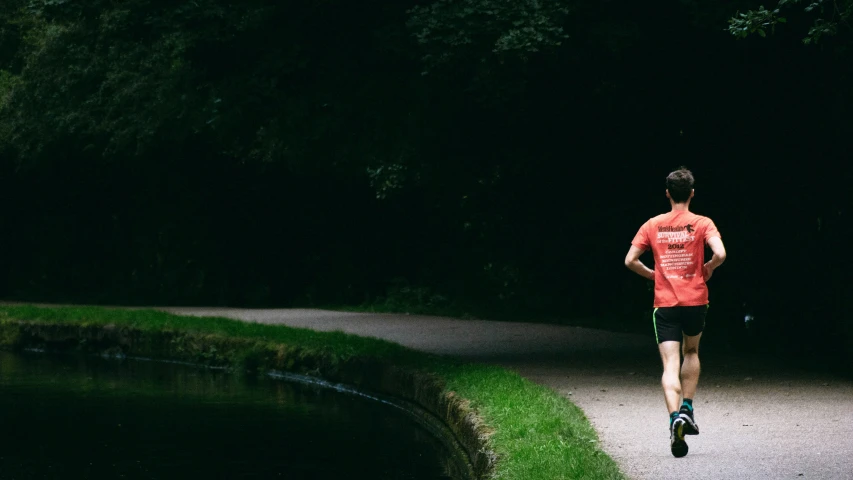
[0, 0, 421, 174]
[728, 0, 850, 43]
[407, 0, 570, 71]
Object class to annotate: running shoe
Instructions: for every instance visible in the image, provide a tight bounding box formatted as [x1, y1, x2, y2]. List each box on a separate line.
[679, 406, 700, 435]
[670, 417, 689, 458]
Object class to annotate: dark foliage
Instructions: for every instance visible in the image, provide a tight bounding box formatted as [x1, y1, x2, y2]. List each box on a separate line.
[1, 0, 851, 361]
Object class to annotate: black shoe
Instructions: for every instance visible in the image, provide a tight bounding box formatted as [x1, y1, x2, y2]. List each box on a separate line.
[670, 418, 689, 458]
[679, 407, 700, 435]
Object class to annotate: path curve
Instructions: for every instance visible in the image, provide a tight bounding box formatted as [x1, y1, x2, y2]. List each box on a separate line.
[32, 305, 853, 479]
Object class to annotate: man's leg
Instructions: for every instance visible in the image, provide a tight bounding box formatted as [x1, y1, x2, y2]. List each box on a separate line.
[681, 333, 702, 400]
[678, 304, 707, 435]
[678, 331, 703, 435]
[654, 307, 689, 457]
[658, 341, 683, 414]
[659, 340, 689, 457]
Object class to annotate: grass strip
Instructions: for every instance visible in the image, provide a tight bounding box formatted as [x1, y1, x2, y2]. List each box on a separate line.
[0, 304, 624, 480]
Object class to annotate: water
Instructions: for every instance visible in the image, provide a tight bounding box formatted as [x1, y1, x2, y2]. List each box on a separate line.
[0, 352, 460, 479]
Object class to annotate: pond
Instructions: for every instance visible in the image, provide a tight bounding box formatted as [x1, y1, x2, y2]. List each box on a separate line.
[0, 351, 464, 479]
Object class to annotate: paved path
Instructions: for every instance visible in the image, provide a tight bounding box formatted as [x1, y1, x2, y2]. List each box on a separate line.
[19, 304, 853, 479]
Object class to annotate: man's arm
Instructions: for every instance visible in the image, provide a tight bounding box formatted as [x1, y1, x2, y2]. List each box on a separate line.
[703, 236, 726, 281]
[625, 245, 654, 281]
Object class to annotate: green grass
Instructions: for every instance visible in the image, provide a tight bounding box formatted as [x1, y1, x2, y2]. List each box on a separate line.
[0, 304, 419, 360]
[0, 304, 624, 480]
[436, 363, 624, 479]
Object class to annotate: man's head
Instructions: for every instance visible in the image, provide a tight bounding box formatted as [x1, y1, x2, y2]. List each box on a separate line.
[666, 167, 695, 204]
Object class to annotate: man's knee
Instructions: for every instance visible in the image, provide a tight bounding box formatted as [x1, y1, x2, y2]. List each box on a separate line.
[682, 335, 701, 355]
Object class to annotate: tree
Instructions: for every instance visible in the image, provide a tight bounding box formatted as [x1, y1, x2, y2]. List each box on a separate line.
[407, 0, 570, 71]
[728, 0, 852, 43]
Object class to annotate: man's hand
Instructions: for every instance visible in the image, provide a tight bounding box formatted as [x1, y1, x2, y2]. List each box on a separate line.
[625, 245, 655, 281]
[703, 236, 726, 282]
[703, 262, 713, 281]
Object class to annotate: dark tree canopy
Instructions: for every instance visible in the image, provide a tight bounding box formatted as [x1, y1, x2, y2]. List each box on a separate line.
[0, 0, 851, 360]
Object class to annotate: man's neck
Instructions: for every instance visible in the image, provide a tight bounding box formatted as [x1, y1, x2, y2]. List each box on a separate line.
[670, 201, 690, 212]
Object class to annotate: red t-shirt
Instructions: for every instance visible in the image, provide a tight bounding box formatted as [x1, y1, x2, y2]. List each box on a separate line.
[631, 211, 721, 307]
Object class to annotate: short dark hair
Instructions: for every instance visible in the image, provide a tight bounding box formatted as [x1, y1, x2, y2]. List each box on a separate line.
[666, 167, 694, 203]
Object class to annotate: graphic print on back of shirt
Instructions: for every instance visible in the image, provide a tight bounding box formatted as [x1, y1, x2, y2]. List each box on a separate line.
[656, 224, 697, 280]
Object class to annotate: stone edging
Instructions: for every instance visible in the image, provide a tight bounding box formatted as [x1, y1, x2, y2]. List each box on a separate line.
[0, 320, 498, 479]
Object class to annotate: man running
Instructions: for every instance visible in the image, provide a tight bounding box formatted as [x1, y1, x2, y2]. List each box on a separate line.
[624, 167, 726, 458]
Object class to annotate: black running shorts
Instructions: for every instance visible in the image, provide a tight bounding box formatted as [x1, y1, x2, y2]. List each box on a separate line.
[653, 305, 708, 344]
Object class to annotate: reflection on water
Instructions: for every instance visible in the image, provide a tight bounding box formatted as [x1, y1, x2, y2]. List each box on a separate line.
[0, 351, 457, 479]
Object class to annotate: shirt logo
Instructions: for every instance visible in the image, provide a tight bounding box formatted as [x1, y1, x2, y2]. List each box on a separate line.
[656, 225, 696, 243]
